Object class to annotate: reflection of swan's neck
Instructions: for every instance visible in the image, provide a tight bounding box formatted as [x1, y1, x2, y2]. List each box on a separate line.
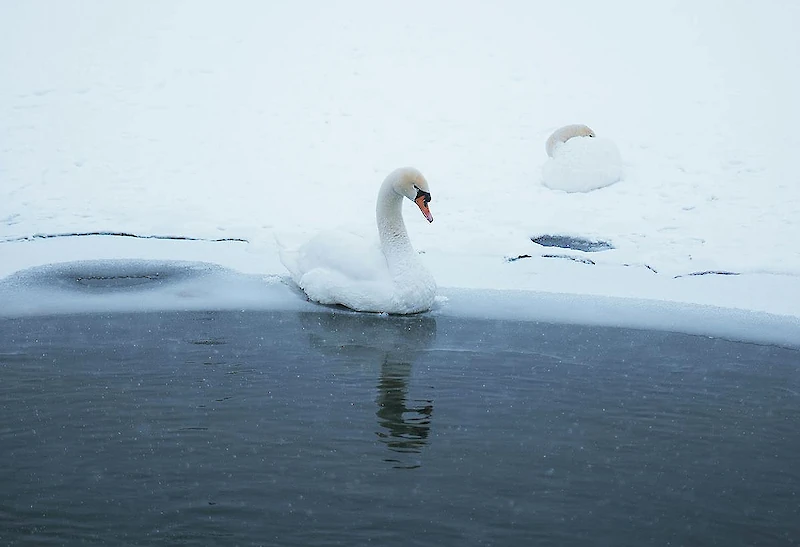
[376, 182, 416, 272]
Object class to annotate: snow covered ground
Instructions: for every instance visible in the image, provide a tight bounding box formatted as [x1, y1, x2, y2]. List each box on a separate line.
[1, 1, 799, 334]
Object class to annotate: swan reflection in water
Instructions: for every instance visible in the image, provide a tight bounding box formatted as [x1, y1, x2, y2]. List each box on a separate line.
[300, 311, 437, 468]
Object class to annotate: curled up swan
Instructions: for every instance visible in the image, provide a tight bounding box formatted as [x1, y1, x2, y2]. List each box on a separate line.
[278, 167, 437, 314]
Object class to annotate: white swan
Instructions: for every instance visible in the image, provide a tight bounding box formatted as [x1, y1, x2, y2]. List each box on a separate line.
[545, 124, 596, 158]
[542, 124, 622, 193]
[278, 167, 437, 314]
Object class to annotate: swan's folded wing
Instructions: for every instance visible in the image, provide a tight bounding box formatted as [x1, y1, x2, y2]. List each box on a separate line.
[293, 230, 389, 282]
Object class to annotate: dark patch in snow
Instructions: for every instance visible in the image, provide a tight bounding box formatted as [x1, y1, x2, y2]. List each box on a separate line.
[505, 254, 532, 262]
[674, 270, 741, 279]
[74, 273, 162, 289]
[506, 253, 596, 265]
[5, 259, 221, 293]
[623, 263, 659, 274]
[531, 235, 614, 252]
[0, 231, 248, 244]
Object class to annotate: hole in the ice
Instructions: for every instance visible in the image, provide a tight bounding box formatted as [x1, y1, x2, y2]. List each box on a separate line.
[531, 235, 614, 252]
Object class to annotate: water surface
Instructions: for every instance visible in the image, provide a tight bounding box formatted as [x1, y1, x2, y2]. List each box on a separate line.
[1, 311, 798, 546]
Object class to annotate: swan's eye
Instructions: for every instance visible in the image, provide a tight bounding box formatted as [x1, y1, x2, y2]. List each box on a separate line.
[415, 187, 431, 204]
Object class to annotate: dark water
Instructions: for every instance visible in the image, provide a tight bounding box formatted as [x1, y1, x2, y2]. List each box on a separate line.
[0, 311, 798, 546]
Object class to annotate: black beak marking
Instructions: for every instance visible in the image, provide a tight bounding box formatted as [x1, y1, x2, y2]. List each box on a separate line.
[414, 186, 431, 205]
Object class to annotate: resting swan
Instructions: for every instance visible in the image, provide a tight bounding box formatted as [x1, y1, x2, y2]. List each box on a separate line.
[545, 124, 596, 158]
[278, 167, 437, 314]
[542, 124, 622, 193]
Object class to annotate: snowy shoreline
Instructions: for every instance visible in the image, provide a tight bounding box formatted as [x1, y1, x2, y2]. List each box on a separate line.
[1, 236, 799, 350]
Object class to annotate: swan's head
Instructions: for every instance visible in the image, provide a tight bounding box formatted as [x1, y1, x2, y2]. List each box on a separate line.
[390, 167, 433, 223]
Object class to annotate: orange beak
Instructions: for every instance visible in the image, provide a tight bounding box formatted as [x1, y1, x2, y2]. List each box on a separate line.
[415, 195, 433, 223]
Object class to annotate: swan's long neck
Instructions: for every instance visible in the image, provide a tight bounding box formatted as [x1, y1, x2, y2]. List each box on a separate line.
[376, 180, 417, 273]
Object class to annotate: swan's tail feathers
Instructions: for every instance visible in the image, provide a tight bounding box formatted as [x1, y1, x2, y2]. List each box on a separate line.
[275, 233, 302, 283]
[278, 250, 301, 282]
[273, 231, 290, 250]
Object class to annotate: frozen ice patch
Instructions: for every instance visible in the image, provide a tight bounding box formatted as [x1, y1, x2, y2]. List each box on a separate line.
[19, 260, 211, 292]
[0, 260, 311, 317]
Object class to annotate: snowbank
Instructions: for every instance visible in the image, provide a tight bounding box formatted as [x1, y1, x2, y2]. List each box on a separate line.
[2, 258, 798, 349]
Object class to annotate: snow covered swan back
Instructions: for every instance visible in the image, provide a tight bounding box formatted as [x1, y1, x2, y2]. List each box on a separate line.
[542, 124, 623, 193]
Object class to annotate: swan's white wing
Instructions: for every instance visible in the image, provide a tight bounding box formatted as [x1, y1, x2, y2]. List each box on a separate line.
[295, 230, 389, 281]
[278, 229, 389, 283]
